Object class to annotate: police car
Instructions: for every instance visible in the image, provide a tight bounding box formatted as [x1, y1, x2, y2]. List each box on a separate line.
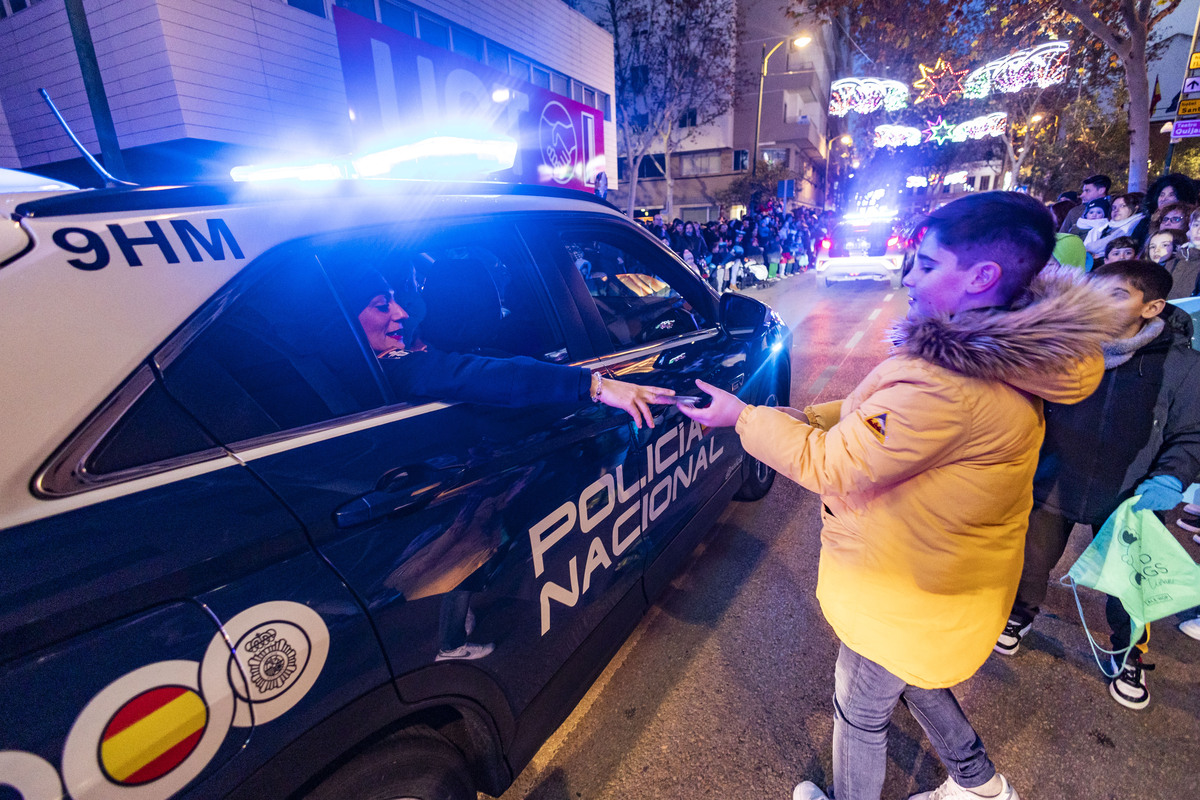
[814, 213, 903, 288]
[0, 179, 790, 800]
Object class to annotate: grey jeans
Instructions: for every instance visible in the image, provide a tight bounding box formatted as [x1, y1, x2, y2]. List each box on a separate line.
[832, 643, 996, 800]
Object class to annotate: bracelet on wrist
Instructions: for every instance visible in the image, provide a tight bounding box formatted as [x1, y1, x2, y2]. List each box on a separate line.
[590, 372, 604, 402]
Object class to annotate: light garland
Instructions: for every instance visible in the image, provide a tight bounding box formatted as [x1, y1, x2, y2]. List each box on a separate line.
[913, 58, 967, 105]
[829, 78, 910, 116]
[962, 42, 1069, 99]
[949, 112, 1008, 142]
[874, 124, 923, 148]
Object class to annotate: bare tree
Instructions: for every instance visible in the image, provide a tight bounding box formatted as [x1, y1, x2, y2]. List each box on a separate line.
[600, 0, 736, 216]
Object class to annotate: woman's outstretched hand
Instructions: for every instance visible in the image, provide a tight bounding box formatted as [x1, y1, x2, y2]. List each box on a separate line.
[599, 378, 675, 429]
[675, 379, 746, 428]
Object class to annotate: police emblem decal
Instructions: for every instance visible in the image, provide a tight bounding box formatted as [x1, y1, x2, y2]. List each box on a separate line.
[244, 628, 299, 695]
[863, 413, 888, 443]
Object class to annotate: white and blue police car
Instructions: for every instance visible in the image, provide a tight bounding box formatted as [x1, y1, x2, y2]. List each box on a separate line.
[0, 177, 790, 800]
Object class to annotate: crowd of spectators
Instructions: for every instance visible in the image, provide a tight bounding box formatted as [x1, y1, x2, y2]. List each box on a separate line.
[1055, 172, 1200, 299]
[640, 201, 835, 291]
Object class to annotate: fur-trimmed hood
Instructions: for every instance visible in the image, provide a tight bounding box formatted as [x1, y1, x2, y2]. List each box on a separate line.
[890, 265, 1121, 401]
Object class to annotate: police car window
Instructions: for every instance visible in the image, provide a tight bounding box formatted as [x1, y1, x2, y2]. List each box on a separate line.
[562, 227, 712, 350]
[318, 226, 568, 363]
[160, 254, 387, 444]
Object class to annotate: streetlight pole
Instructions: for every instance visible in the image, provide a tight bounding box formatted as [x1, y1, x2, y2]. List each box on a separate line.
[752, 35, 811, 178]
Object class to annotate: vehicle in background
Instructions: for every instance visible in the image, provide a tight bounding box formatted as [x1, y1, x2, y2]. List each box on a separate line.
[814, 214, 903, 288]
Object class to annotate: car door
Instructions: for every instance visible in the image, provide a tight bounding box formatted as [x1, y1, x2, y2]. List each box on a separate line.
[0, 361, 348, 799]
[523, 215, 753, 575]
[159, 219, 650, 721]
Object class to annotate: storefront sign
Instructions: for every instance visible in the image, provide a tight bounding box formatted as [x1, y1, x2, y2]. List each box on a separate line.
[333, 7, 605, 191]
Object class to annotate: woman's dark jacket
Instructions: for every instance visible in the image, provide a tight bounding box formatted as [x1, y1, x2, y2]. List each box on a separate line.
[379, 349, 590, 407]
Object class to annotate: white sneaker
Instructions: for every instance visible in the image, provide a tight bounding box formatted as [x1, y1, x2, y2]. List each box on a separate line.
[793, 781, 831, 800]
[435, 642, 494, 661]
[1183, 502, 1200, 515]
[1180, 618, 1200, 640]
[993, 617, 1031, 656]
[1108, 654, 1152, 710]
[909, 774, 1019, 800]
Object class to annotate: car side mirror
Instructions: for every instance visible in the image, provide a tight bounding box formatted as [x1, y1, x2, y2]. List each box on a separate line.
[720, 292, 770, 340]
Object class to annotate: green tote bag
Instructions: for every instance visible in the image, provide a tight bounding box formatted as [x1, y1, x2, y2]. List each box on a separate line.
[1061, 497, 1200, 676]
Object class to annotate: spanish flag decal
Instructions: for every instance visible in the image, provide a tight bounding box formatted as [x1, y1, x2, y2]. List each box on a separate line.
[863, 412, 888, 443]
[99, 685, 208, 785]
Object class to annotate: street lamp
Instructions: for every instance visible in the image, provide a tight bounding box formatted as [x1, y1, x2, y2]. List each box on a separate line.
[752, 34, 812, 177]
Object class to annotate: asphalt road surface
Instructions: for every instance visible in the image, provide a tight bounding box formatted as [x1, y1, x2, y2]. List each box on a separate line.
[497, 271, 1200, 800]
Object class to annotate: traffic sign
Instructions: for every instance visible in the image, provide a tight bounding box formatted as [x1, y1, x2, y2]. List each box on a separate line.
[1191, 51, 1200, 70]
[1184, 76, 1200, 94]
[1171, 119, 1200, 138]
[1178, 98, 1200, 116]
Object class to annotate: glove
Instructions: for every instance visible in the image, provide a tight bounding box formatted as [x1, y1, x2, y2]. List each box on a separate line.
[1132, 475, 1184, 511]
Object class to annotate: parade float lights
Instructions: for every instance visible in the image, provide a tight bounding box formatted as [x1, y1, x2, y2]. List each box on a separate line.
[913, 57, 967, 105]
[962, 41, 1069, 99]
[829, 78, 910, 116]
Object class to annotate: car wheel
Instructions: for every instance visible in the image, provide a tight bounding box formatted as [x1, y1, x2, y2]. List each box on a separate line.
[734, 367, 784, 502]
[304, 726, 475, 800]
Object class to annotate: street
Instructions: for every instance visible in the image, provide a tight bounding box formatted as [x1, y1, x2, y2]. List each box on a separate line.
[499, 271, 1200, 800]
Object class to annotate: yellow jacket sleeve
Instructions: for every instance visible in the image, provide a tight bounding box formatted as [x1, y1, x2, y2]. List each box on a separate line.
[803, 399, 843, 430]
[736, 370, 972, 497]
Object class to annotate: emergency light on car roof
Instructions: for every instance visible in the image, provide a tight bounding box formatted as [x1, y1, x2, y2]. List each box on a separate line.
[843, 208, 897, 222]
[229, 133, 518, 182]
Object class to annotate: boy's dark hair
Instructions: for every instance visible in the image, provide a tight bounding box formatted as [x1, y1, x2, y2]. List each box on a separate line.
[921, 191, 1056, 301]
[1104, 236, 1137, 258]
[1090, 259, 1172, 303]
[1083, 174, 1112, 193]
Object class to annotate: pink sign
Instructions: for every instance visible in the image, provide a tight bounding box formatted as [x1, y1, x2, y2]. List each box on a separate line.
[333, 7, 606, 191]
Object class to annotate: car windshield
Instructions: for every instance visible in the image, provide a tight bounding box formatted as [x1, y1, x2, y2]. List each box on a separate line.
[829, 221, 895, 258]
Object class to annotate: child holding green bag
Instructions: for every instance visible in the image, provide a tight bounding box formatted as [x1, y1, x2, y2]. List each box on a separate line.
[996, 259, 1200, 710]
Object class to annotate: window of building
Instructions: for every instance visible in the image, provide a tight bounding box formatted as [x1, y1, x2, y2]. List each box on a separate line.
[761, 148, 789, 167]
[678, 108, 698, 128]
[979, 175, 992, 191]
[486, 42, 512, 73]
[596, 90, 611, 121]
[379, 0, 416, 34]
[531, 66, 551, 89]
[733, 150, 749, 171]
[679, 152, 720, 177]
[335, 0, 375, 19]
[637, 154, 666, 179]
[418, 15, 451, 49]
[287, 0, 326, 16]
[509, 56, 532, 82]
[551, 72, 569, 97]
[571, 81, 585, 102]
[452, 26, 484, 62]
[583, 87, 596, 109]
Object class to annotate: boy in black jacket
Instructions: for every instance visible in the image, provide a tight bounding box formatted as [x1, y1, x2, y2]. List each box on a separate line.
[995, 260, 1200, 710]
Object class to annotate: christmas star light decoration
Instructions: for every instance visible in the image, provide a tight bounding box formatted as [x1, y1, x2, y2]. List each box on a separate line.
[924, 116, 956, 145]
[914, 58, 967, 105]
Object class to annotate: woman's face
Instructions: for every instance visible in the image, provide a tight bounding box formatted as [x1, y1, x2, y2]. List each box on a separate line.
[358, 292, 409, 355]
[1189, 216, 1200, 247]
[1147, 232, 1176, 265]
[1157, 185, 1179, 207]
[1107, 246, 1136, 262]
[1160, 207, 1188, 230]
[1111, 198, 1131, 221]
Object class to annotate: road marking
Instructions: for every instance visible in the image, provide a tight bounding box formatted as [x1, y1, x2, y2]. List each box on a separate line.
[806, 364, 839, 396]
[845, 330, 865, 350]
[867, 308, 881, 321]
[884, 292, 894, 301]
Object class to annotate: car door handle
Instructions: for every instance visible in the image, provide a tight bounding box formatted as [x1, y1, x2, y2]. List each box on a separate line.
[334, 466, 464, 528]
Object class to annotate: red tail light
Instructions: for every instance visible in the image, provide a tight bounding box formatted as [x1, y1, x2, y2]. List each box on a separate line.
[820, 238, 831, 250]
[887, 236, 899, 247]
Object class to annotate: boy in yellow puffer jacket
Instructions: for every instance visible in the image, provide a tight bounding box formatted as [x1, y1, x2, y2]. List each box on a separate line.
[680, 193, 1117, 800]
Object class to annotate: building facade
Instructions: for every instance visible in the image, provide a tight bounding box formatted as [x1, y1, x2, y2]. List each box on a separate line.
[0, 0, 615, 187]
[584, 0, 839, 222]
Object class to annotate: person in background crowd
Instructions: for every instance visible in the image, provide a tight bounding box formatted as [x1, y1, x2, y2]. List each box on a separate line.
[996, 260, 1200, 710]
[1050, 199, 1080, 230]
[680, 193, 1114, 800]
[1150, 202, 1193, 234]
[1144, 228, 1187, 267]
[1135, 174, 1199, 246]
[1060, 175, 1111, 233]
[1104, 236, 1138, 265]
[646, 212, 668, 242]
[1085, 192, 1146, 259]
[1071, 197, 1111, 243]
